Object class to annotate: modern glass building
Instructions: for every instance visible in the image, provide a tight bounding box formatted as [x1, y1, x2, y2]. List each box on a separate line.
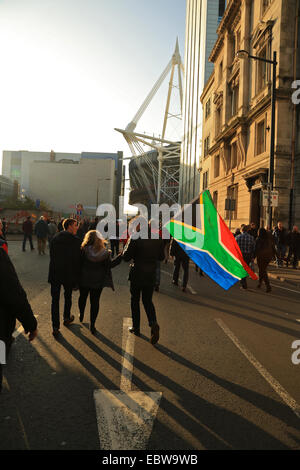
[180, 0, 227, 204]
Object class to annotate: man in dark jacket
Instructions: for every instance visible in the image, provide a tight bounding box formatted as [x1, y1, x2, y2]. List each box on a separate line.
[34, 216, 49, 255]
[235, 225, 256, 289]
[273, 222, 288, 267]
[0, 248, 37, 391]
[48, 218, 81, 337]
[122, 221, 165, 344]
[22, 216, 34, 252]
[286, 225, 300, 269]
[248, 222, 258, 239]
[170, 238, 190, 292]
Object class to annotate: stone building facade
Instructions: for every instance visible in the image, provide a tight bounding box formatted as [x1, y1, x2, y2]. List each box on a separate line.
[200, 0, 300, 231]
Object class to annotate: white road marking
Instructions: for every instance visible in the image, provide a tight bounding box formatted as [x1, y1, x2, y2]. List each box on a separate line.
[94, 390, 162, 450]
[270, 283, 300, 294]
[94, 317, 162, 450]
[120, 317, 134, 392]
[216, 318, 300, 419]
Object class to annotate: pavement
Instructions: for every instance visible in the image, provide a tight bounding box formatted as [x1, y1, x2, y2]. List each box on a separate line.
[267, 263, 300, 288]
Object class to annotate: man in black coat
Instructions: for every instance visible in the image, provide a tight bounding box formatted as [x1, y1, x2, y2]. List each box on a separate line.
[170, 238, 190, 292]
[286, 225, 300, 269]
[22, 216, 34, 251]
[48, 218, 81, 337]
[0, 248, 38, 391]
[122, 220, 165, 344]
[34, 216, 49, 255]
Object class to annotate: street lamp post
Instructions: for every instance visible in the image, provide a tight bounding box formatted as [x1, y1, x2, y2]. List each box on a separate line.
[236, 49, 277, 229]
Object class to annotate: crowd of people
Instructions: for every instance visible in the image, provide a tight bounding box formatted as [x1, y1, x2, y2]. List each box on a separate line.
[233, 221, 300, 292]
[0, 212, 300, 391]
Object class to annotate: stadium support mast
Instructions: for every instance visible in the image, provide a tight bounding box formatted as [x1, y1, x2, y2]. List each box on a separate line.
[115, 39, 184, 205]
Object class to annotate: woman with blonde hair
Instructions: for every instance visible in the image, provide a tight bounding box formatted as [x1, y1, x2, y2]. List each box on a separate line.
[79, 230, 121, 334]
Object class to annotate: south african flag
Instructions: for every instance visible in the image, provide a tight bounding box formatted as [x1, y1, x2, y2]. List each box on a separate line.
[165, 190, 258, 290]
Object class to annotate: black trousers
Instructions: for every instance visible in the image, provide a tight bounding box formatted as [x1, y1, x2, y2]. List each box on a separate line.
[287, 248, 299, 268]
[78, 287, 103, 325]
[173, 257, 189, 288]
[240, 254, 253, 288]
[257, 257, 271, 288]
[22, 234, 33, 250]
[50, 282, 73, 329]
[110, 239, 119, 257]
[130, 283, 157, 330]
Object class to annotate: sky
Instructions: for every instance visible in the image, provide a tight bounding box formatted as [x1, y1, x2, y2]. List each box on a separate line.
[0, 0, 186, 210]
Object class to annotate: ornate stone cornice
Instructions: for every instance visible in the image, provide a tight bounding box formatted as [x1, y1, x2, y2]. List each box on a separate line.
[213, 91, 223, 109]
[251, 20, 274, 50]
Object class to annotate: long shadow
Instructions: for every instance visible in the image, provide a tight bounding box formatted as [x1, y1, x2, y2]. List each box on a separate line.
[62, 327, 228, 449]
[157, 289, 300, 339]
[2, 334, 102, 450]
[169, 266, 300, 309]
[213, 295, 300, 326]
[67, 327, 295, 449]
[15, 332, 198, 451]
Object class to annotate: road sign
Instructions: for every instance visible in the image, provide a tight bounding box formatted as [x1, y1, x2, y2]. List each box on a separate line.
[76, 203, 83, 215]
[262, 190, 278, 207]
[271, 190, 279, 207]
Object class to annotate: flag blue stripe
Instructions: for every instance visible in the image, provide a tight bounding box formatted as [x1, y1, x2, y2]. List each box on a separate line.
[177, 241, 239, 291]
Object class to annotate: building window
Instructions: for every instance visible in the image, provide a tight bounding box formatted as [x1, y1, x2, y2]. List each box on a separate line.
[205, 98, 211, 119]
[231, 142, 237, 169]
[218, 0, 226, 18]
[225, 185, 238, 220]
[256, 120, 266, 155]
[203, 170, 209, 190]
[229, 84, 239, 117]
[230, 34, 236, 63]
[204, 136, 210, 157]
[213, 191, 218, 209]
[216, 105, 222, 136]
[219, 61, 223, 84]
[257, 46, 268, 92]
[214, 154, 220, 178]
